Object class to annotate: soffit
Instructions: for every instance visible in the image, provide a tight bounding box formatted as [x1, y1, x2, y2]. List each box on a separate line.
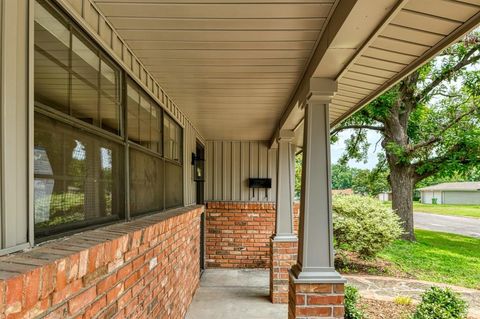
[93, 0, 338, 140]
[285, 0, 480, 147]
[328, 0, 480, 125]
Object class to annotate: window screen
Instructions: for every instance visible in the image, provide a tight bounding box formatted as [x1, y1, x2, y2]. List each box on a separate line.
[129, 148, 164, 216]
[165, 161, 183, 209]
[34, 113, 124, 237]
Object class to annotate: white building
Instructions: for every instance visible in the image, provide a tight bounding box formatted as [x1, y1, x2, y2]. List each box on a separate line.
[419, 182, 480, 205]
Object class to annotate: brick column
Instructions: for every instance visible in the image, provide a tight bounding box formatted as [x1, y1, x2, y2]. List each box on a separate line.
[288, 273, 344, 319]
[270, 238, 298, 303]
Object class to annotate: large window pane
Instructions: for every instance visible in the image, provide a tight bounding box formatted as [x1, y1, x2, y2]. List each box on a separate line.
[34, 0, 122, 137]
[100, 58, 121, 134]
[129, 149, 164, 215]
[34, 0, 70, 113]
[34, 113, 124, 238]
[165, 161, 183, 209]
[127, 79, 162, 154]
[164, 115, 182, 162]
[71, 32, 99, 126]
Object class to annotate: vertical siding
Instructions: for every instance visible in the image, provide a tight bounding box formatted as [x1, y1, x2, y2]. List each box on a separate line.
[183, 121, 204, 206]
[205, 141, 277, 202]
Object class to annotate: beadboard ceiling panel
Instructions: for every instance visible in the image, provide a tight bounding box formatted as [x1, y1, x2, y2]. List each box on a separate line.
[93, 0, 337, 140]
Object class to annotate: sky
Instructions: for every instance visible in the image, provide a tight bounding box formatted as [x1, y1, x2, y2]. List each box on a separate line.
[330, 129, 382, 170]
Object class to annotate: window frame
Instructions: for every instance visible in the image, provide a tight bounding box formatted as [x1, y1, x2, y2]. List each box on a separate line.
[28, 0, 185, 243]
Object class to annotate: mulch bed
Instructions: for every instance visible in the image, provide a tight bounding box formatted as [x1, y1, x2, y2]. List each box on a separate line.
[335, 251, 412, 278]
[359, 298, 416, 319]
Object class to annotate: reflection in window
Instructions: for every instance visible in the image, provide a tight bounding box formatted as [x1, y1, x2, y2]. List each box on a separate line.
[165, 161, 183, 209]
[164, 115, 182, 162]
[34, 0, 70, 113]
[34, 113, 124, 237]
[129, 149, 164, 215]
[71, 32, 99, 125]
[127, 79, 162, 153]
[34, 0, 121, 135]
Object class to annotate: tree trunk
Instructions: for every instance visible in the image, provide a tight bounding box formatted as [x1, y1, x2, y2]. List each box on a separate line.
[389, 166, 416, 241]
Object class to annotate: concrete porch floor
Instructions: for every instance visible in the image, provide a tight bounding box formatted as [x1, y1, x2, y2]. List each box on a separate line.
[186, 269, 287, 319]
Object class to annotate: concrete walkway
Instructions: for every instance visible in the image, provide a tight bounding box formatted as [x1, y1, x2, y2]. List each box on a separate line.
[186, 269, 287, 319]
[346, 275, 480, 318]
[414, 212, 480, 238]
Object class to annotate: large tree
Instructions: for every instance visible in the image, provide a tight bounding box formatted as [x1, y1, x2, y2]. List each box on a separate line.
[332, 32, 480, 241]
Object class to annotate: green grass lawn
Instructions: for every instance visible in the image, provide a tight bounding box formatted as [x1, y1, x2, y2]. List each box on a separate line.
[379, 229, 480, 289]
[412, 202, 480, 219]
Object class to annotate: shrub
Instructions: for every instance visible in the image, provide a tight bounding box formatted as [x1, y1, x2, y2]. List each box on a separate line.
[333, 195, 403, 259]
[345, 285, 364, 319]
[412, 287, 468, 319]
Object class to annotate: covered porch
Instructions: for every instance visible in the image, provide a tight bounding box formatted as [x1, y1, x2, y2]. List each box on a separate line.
[186, 269, 287, 319]
[0, 0, 479, 318]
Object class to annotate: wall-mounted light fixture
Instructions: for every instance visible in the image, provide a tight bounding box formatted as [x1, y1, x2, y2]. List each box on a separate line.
[191, 152, 205, 182]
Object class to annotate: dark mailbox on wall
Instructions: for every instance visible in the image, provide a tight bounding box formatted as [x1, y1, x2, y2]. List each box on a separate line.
[248, 178, 272, 189]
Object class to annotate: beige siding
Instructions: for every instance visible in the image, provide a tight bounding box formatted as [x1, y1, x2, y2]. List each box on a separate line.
[205, 141, 277, 202]
[183, 121, 204, 206]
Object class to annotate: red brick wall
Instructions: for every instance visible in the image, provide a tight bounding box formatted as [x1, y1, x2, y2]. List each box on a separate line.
[205, 201, 276, 268]
[0, 206, 203, 319]
[270, 239, 298, 303]
[293, 202, 300, 235]
[289, 275, 345, 319]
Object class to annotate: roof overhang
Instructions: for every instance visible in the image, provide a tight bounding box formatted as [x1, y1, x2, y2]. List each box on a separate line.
[87, 0, 480, 143]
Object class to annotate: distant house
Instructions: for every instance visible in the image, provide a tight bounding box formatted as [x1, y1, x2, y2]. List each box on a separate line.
[418, 182, 480, 205]
[378, 192, 392, 202]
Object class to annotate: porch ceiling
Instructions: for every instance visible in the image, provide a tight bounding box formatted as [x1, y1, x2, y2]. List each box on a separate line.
[93, 0, 338, 140]
[92, 0, 480, 142]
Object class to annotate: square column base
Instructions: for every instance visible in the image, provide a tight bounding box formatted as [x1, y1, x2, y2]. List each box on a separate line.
[270, 237, 298, 304]
[288, 272, 345, 319]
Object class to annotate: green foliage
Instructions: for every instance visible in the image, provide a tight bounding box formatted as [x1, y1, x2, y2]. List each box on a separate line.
[351, 159, 390, 196]
[332, 163, 357, 190]
[345, 285, 365, 319]
[332, 30, 480, 237]
[394, 296, 413, 306]
[333, 195, 403, 259]
[412, 287, 468, 319]
[294, 152, 302, 200]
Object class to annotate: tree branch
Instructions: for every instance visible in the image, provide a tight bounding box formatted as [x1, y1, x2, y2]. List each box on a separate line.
[417, 46, 480, 101]
[407, 104, 478, 154]
[331, 125, 385, 135]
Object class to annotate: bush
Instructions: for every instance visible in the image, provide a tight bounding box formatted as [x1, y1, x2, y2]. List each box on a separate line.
[333, 195, 403, 259]
[412, 287, 468, 319]
[345, 285, 364, 319]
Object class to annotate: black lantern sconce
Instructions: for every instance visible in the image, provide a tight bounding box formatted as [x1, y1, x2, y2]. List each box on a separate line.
[191, 152, 205, 182]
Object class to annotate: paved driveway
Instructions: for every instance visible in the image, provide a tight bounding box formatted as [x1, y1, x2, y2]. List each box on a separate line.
[414, 212, 480, 238]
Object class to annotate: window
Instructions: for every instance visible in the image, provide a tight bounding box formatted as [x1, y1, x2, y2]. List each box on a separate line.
[34, 0, 122, 135]
[129, 149, 164, 215]
[165, 161, 183, 209]
[32, 0, 184, 240]
[164, 114, 182, 162]
[127, 79, 162, 153]
[34, 114, 124, 237]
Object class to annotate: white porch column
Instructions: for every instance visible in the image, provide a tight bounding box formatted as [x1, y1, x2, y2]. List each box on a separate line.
[274, 130, 296, 241]
[292, 78, 344, 283]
